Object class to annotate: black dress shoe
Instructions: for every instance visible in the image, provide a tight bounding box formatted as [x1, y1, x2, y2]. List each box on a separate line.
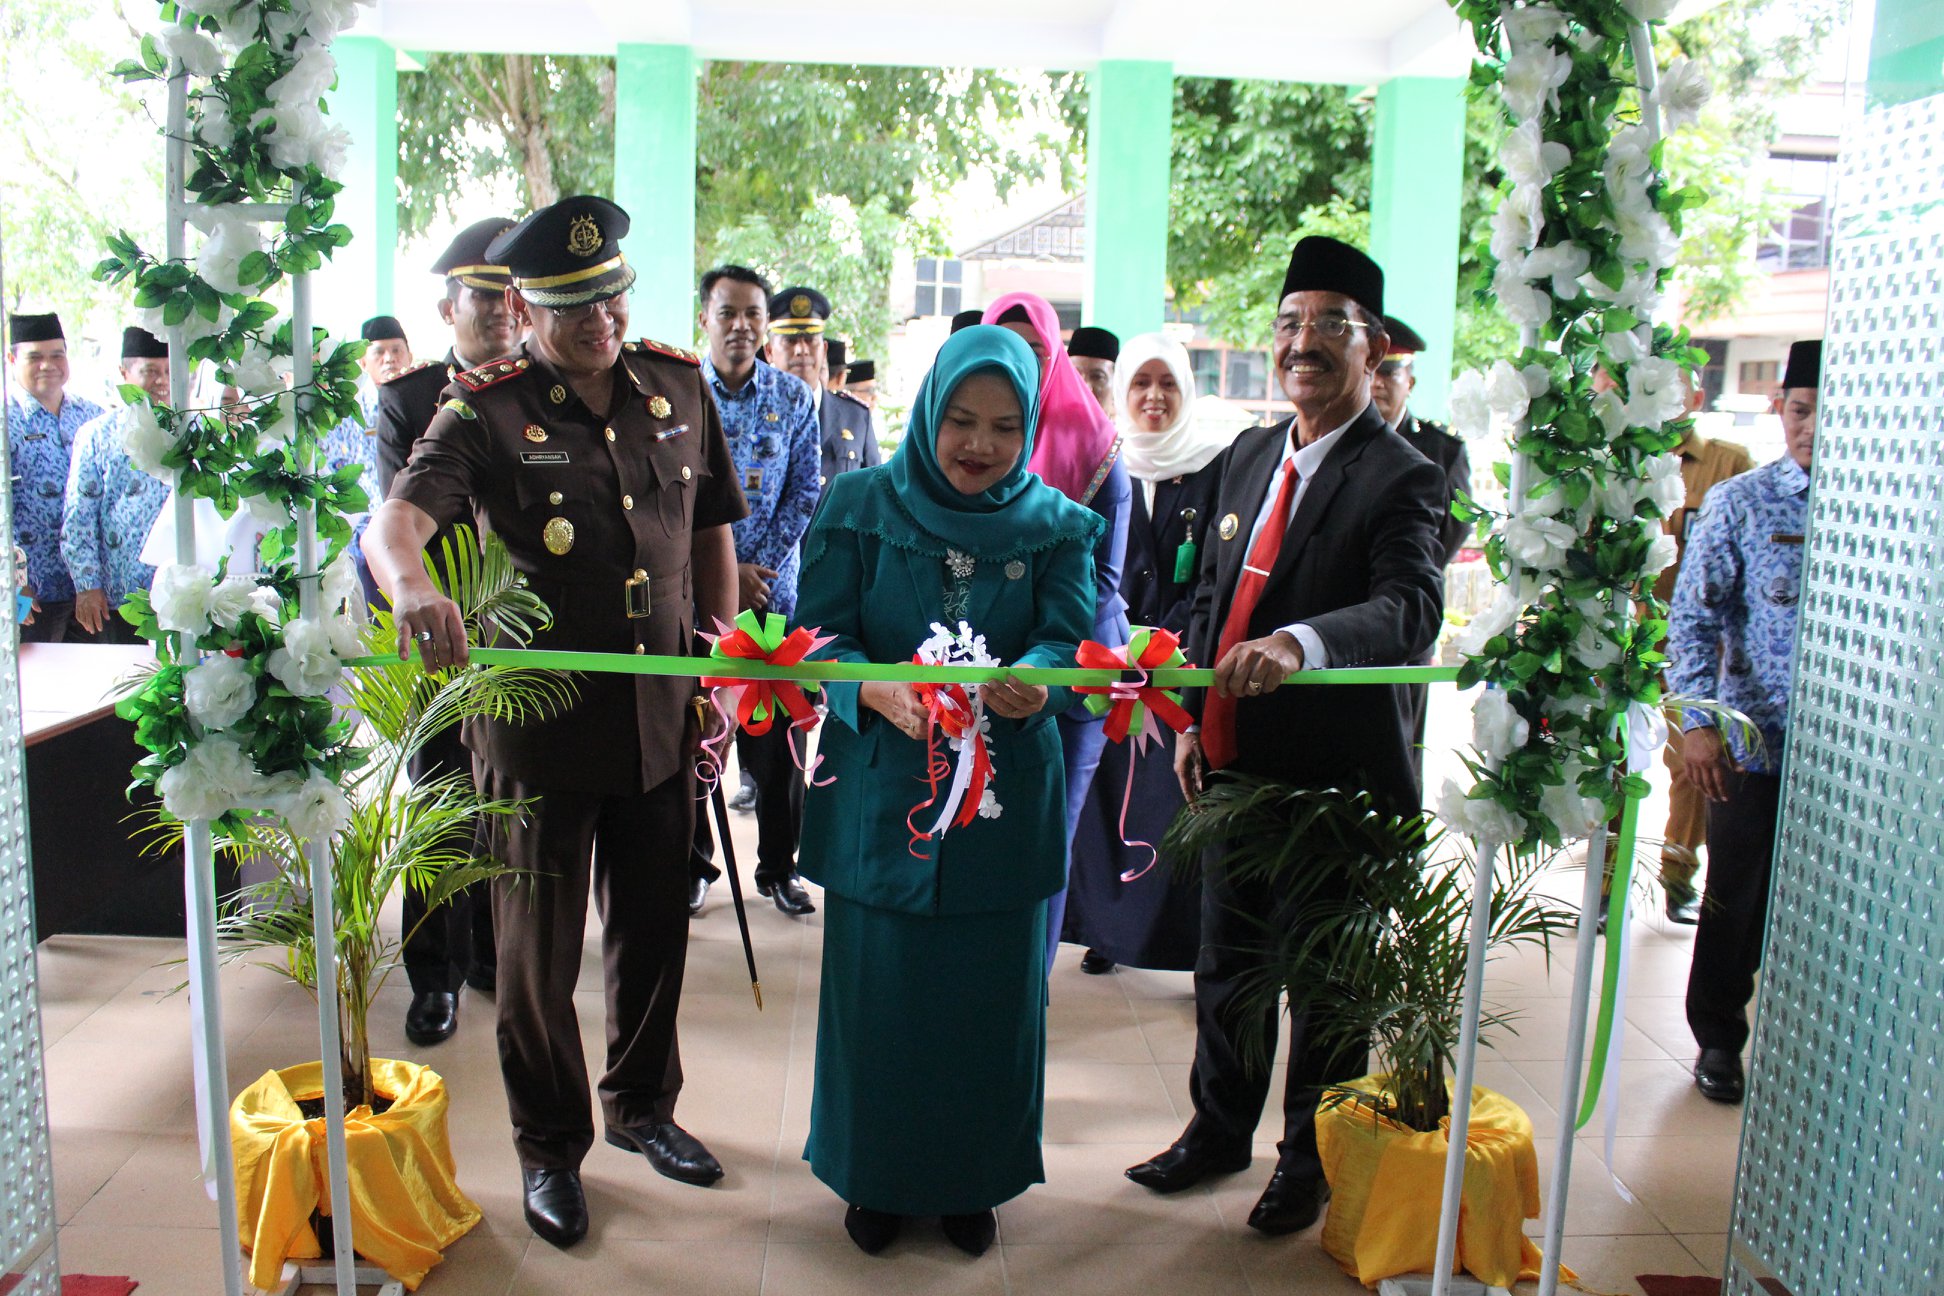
[605, 1121, 724, 1186]
[521, 1168, 587, 1247]
[1080, 950, 1116, 975]
[1694, 1048, 1745, 1104]
[1125, 1140, 1251, 1193]
[404, 990, 458, 1045]
[758, 874, 816, 917]
[729, 783, 757, 813]
[941, 1210, 997, 1256]
[465, 964, 496, 995]
[1665, 891, 1701, 925]
[843, 1204, 902, 1254]
[1246, 1168, 1329, 1235]
[688, 875, 709, 918]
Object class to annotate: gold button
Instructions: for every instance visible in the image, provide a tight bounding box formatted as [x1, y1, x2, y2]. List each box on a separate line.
[634, 568, 647, 580]
[622, 495, 635, 509]
[516, 358, 530, 369]
[548, 491, 563, 505]
[681, 466, 692, 481]
[633, 644, 645, 655]
[605, 426, 616, 442]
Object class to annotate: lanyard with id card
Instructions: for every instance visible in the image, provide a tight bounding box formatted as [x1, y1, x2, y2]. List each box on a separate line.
[1172, 508, 1199, 583]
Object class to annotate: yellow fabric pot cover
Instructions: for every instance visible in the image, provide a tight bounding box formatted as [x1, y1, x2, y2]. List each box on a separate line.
[231, 1058, 482, 1292]
[1315, 1075, 1567, 1290]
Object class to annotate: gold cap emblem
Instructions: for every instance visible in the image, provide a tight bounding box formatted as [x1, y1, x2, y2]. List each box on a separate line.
[649, 395, 672, 418]
[523, 424, 548, 443]
[791, 293, 811, 317]
[567, 213, 602, 257]
[1218, 512, 1241, 541]
[543, 517, 575, 555]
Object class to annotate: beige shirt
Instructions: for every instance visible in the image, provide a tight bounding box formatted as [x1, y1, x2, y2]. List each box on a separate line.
[1654, 431, 1754, 603]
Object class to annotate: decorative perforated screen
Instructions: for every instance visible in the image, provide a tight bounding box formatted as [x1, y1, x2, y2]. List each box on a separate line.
[1723, 84, 1944, 1296]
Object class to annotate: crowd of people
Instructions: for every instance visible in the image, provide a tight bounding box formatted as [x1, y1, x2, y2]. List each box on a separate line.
[4, 188, 1821, 1259]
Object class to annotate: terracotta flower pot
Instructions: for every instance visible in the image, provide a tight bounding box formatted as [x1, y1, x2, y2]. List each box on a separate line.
[230, 1058, 481, 1292]
[1314, 1074, 1567, 1290]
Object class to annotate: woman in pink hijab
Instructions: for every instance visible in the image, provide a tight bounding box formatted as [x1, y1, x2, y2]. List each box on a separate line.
[982, 292, 1132, 976]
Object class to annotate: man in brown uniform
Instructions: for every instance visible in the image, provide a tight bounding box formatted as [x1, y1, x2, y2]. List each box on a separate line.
[363, 195, 745, 1249]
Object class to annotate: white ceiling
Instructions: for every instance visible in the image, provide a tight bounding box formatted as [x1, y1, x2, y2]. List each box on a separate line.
[356, 0, 1474, 84]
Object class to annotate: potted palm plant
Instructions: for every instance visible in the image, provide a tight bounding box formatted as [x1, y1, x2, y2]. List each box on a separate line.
[1166, 778, 1578, 1289]
[211, 529, 575, 1291]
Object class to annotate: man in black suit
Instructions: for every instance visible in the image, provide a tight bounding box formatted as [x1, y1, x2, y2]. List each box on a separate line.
[1125, 237, 1445, 1235]
[372, 215, 519, 1045]
[1373, 315, 1473, 798]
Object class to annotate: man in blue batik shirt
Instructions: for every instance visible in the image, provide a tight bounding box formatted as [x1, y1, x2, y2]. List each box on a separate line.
[8, 312, 104, 641]
[691, 265, 821, 919]
[62, 328, 174, 644]
[1666, 337, 1821, 1108]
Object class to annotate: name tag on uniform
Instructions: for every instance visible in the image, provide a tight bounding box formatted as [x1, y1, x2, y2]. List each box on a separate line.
[1771, 533, 1804, 545]
[22, 432, 44, 442]
[521, 450, 570, 465]
[743, 467, 763, 491]
[654, 423, 689, 442]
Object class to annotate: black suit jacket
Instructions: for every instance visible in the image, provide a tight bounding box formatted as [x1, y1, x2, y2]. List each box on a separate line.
[1185, 402, 1445, 812]
[1395, 412, 1472, 566]
[817, 389, 880, 484]
[375, 352, 461, 501]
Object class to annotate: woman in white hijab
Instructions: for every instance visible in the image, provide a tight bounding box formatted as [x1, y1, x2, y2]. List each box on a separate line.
[1059, 333, 1232, 975]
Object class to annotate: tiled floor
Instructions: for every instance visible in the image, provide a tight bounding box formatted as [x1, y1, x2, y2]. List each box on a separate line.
[36, 688, 1743, 1294]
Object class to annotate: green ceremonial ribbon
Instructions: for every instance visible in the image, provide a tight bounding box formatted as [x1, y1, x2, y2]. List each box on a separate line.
[1575, 785, 1642, 1129]
[345, 646, 1461, 688]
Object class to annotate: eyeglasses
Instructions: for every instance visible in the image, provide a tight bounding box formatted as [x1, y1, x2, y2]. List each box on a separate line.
[1273, 314, 1374, 341]
[544, 292, 630, 323]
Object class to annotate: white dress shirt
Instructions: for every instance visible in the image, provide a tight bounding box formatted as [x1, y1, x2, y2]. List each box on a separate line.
[1242, 413, 1358, 671]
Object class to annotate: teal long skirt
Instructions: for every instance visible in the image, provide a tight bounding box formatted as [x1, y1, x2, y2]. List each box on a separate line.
[805, 894, 1049, 1215]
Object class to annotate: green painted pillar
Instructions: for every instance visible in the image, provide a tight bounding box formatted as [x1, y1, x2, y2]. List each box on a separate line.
[614, 45, 698, 347]
[323, 36, 397, 335]
[1868, 0, 1944, 106]
[1085, 60, 1172, 341]
[1369, 76, 1466, 421]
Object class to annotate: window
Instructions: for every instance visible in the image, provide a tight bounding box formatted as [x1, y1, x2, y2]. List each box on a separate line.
[1696, 339, 1727, 409]
[1189, 348, 1223, 398]
[912, 257, 963, 318]
[1740, 359, 1780, 400]
[1756, 154, 1836, 273]
[1224, 349, 1269, 402]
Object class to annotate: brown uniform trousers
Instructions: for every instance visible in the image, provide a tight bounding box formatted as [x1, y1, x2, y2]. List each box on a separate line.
[392, 338, 746, 1169]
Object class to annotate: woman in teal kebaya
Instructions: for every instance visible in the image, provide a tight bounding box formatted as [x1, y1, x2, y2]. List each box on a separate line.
[795, 326, 1100, 1256]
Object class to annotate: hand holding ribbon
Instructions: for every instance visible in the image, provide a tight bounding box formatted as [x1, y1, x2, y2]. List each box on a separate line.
[904, 622, 1003, 854]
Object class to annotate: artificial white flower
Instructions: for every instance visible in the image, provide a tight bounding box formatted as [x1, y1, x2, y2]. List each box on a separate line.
[321, 553, 362, 613]
[1504, 513, 1578, 572]
[1624, 356, 1689, 428]
[1472, 689, 1532, 762]
[121, 402, 174, 481]
[274, 43, 337, 106]
[1658, 56, 1712, 132]
[1640, 452, 1686, 515]
[265, 617, 343, 696]
[1501, 4, 1567, 49]
[1437, 778, 1528, 846]
[1523, 242, 1592, 299]
[136, 300, 232, 348]
[258, 392, 299, 447]
[1622, 0, 1679, 22]
[1642, 532, 1679, 575]
[306, 122, 352, 179]
[246, 492, 292, 531]
[157, 734, 259, 822]
[190, 206, 266, 296]
[1448, 369, 1494, 441]
[301, 0, 369, 44]
[1602, 126, 1655, 204]
[1486, 359, 1553, 424]
[1502, 120, 1572, 191]
[1501, 43, 1573, 121]
[195, 91, 236, 150]
[1573, 618, 1624, 670]
[156, 25, 226, 77]
[273, 771, 353, 841]
[1601, 329, 1648, 367]
[1615, 205, 1679, 267]
[326, 610, 371, 658]
[1624, 701, 1670, 770]
[1493, 262, 1553, 329]
[207, 574, 261, 629]
[152, 564, 217, 636]
[184, 655, 258, 730]
[227, 343, 288, 396]
[1539, 780, 1608, 840]
[1457, 589, 1522, 658]
[249, 585, 286, 624]
[1490, 194, 1543, 264]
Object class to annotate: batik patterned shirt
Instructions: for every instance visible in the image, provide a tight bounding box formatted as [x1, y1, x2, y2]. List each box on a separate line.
[61, 407, 172, 606]
[7, 389, 104, 603]
[700, 356, 821, 616]
[1666, 455, 1809, 775]
[317, 388, 380, 513]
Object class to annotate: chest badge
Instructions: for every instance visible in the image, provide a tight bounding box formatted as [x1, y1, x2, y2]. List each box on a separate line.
[1004, 560, 1026, 581]
[549, 385, 567, 405]
[1218, 512, 1241, 541]
[764, 411, 780, 422]
[523, 424, 548, 443]
[648, 395, 672, 419]
[543, 517, 575, 555]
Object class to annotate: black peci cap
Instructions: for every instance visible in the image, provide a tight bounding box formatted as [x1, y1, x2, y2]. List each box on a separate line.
[1280, 236, 1384, 319]
[846, 359, 876, 384]
[1381, 316, 1425, 358]
[1067, 326, 1120, 362]
[487, 196, 636, 309]
[825, 338, 848, 371]
[769, 287, 832, 336]
[950, 309, 984, 334]
[361, 315, 407, 343]
[8, 313, 63, 345]
[1780, 339, 1823, 392]
[121, 327, 168, 360]
[430, 216, 517, 290]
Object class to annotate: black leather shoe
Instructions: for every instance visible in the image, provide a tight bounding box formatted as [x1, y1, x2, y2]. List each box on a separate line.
[606, 1121, 724, 1186]
[941, 1210, 997, 1256]
[1665, 891, 1701, 925]
[521, 1168, 587, 1247]
[404, 990, 458, 1045]
[1694, 1048, 1745, 1104]
[758, 874, 816, 917]
[1125, 1140, 1251, 1193]
[1080, 950, 1116, 975]
[844, 1203, 901, 1254]
[465, 964, 496, 996]
[688, 875, 709, 918]
[1246, 1168, 1329, 1235]
[729, 783, 757, 813]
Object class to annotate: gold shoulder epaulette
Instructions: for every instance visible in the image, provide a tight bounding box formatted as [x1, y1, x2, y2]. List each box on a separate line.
[632, 338, 702, 367]
[451, 356, 533, 393]
[381, 359, 439, 386]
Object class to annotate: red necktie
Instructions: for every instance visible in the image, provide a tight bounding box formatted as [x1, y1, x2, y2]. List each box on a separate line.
[1201, 459, 1299, 770]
